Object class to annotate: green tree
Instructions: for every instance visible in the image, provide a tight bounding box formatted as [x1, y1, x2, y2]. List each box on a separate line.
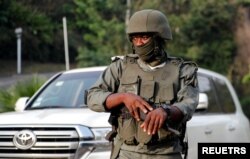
[0, 0, 53, 61]
[74, 0, 127, 67]
[177, 0, 237, 74]
[0, 0, 78, 63]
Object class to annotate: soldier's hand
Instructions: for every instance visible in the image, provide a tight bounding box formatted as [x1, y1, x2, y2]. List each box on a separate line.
[140, 107, 167, 135]
[123, 93, 153, 121]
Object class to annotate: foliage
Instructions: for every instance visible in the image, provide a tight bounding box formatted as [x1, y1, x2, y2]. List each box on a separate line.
[242, 66, 250, 84]
[175, 0, 237, 74]
[74, 0, 127, 67]
[0, 0, 244, 72]
[0, 0, 51, 60]
[0, 75, 46, 112]
[0, 0, 78, 63]
[242, 74, 250, 84]
[241, 96, 250, 119]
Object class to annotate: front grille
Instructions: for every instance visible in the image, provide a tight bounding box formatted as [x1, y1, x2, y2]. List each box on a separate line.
[0, 125, 80, 159]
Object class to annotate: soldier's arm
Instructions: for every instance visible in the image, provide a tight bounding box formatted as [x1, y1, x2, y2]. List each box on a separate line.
[87, 60, 123, 112]
[140, 105, 183, 135]
[87, 58, 153, 117]
[172, 62, 199, 122]
[160, 106, 184, 123]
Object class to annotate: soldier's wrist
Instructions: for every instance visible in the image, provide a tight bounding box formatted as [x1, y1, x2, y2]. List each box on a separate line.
[160, 104, 172, 122]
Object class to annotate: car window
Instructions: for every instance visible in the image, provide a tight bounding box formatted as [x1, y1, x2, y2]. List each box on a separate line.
[212, 76, 236, 113]
[197, 73, 223, 113]
[30, 71, 102, 108]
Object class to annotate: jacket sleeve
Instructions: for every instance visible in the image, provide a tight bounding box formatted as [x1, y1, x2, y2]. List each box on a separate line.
[173, 62, 199, 122]
[86, 59, 124, 112]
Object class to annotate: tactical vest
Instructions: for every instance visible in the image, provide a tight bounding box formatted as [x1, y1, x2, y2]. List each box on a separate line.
[117, 56, 183, 144]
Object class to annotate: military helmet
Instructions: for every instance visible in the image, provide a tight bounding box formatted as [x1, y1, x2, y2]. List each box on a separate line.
[127, 9, 172, 40]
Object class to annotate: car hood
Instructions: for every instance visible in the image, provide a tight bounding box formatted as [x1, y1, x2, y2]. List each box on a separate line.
[0, 108, 111, 127]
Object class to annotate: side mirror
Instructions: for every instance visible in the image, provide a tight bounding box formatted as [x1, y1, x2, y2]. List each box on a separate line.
[196, 93, 208, 110]
[15, 97, 29, 112]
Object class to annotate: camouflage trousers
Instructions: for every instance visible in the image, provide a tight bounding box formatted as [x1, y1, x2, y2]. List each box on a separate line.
[117, 149, 182, 159]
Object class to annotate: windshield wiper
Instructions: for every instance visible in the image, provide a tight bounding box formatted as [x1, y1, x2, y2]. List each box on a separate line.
[79, 104, 87, 108]
[28, 106, 70, 110]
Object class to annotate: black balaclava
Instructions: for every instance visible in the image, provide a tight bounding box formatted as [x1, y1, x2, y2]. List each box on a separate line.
[133, 36, 167, 66]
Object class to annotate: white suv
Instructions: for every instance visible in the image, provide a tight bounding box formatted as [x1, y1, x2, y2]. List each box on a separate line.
[0, 66, 249, 159]
[186, 68, 250, 158]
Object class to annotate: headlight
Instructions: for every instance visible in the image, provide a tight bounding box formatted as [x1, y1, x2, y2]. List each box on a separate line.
[91, 127, 111, 141]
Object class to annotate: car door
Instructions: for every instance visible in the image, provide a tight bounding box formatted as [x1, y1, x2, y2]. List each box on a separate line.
[186, 72, 243, 159]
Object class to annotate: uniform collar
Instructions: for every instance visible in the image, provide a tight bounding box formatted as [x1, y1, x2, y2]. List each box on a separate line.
[137, 59, 166, 72]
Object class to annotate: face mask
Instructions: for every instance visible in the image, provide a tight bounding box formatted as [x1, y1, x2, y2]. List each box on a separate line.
[134, 39, 155, 62]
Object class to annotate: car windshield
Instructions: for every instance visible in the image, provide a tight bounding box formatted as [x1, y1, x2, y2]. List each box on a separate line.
[28, 70, 102, 109]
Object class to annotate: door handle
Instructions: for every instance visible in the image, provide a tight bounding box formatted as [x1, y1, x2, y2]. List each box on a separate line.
[228, 124, 236, 131]
[204, 128, 212, 135]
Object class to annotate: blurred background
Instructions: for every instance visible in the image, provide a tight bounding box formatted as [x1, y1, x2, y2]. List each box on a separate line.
[0, 0, 249, 117]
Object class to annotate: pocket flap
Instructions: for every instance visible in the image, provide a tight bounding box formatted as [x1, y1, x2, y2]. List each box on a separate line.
[140, 80, 155, 100]
[121, 76, 138, 84]
[159, 84, 174, 102]
[120, 76, 139, 94]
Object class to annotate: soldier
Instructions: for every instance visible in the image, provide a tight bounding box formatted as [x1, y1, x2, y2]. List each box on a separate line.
[87, 9, 199, 159]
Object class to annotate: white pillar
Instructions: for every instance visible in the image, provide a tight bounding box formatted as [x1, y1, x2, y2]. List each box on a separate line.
[63, 17, 70, 71]
[15, 28, 22, 74]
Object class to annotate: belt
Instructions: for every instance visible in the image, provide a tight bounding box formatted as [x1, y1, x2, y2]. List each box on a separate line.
[124, 135, 178, 146]
[146, 135, 178, 146]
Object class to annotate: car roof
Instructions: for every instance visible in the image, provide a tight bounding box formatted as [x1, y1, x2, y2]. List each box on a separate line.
[63, 66, 107, 74]
[197, 67, 227, 81]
